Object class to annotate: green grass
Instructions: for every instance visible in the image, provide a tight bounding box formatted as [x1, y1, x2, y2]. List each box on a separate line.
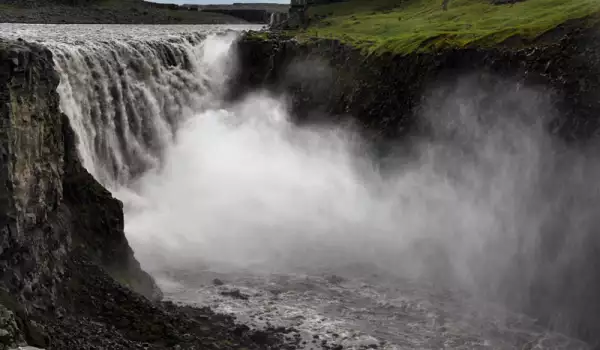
[292, 0, 600, 55]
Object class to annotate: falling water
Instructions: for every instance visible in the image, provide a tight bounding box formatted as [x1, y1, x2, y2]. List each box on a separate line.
[2, 24, 251, 189]
[2, 23, 595, 349]
[56, 34, 238, 188]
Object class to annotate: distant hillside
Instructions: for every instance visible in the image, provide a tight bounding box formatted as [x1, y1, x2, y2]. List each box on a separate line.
[144, 1, 289, 24]
[195, 3, 289, 12]
[0, 0, 253, 24]
[0, 0, 118, 6]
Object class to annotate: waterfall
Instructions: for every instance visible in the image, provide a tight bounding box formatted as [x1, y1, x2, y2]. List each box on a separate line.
[269, 12, 289, 29]
[47, 26, 553, 295]
[49, 30, 240, 189]
[2, 23, 597, 348]
[269, 12, 275, 27]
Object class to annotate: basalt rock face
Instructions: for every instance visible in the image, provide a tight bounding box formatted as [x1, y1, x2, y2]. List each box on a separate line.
[235, 28, 600, 142]
[0, 38, 161, 347]
[234, 27, 600, 347]
[0, 38, 291, 350]
[0, 40, 65, 297]
[0, 303, 24, 349]
[62, 119, 162, 302]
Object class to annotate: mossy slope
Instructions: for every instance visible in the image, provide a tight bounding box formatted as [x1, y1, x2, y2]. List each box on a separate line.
[294, 0, 600, 54]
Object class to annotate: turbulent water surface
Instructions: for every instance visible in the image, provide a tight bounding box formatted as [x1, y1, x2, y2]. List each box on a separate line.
[0, 24, 593, 349]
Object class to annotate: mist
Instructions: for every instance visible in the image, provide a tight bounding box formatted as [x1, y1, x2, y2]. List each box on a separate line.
[121, 50, 600, 318]
[53, 29, 600, 342]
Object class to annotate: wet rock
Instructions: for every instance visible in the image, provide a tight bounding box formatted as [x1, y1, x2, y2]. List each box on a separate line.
[249, 330, 270, 344]
[0, 38, 289, 350]
[0, 304, 23, 349]
[233, 324, 250, 337]
[233, 25, 600, 346]
[220, 289, 250, 300]
[325, 275, 345, 284]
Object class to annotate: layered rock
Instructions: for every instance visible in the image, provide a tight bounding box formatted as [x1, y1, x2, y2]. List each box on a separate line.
[0, 37, 290, 350]
[234, 25, 600, 346]
[0, 38, 161, 348]
[235, 28, 600, 142]
[0, 303, 24, 349]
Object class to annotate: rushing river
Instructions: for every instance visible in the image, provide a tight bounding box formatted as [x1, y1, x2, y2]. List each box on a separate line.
[0, 23, 592, 349]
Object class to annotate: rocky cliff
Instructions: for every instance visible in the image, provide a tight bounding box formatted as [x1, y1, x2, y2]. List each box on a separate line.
[236, 27, 600, 142]
[0, 39, 290, 350]
[0, 38, 163, 348]
[234, 25, 600, 347]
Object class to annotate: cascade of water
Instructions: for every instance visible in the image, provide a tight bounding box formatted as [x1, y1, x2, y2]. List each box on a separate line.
[47, 27, 579, 307]
[3, 23, 596, 348]
[49, 30, 239, 189]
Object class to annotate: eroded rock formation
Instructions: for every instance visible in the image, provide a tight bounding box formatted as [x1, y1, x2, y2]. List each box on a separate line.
[234, 26, 600, 347]
[0, 37, 164, 348]
[0, 37, 292, 350]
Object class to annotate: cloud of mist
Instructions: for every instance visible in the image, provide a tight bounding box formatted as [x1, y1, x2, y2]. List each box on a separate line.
[123, 70, 543, 284]
[115, 35, 600, 339]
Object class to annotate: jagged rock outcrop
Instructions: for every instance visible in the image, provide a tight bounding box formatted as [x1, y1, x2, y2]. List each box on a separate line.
[0, 37, 161, 301]
[0, 38, 160, 347]
[234, 25, 600, 347]
[235, 28, 600, 142]
[0, 38, 290, 350]
[0, 303, 24, 349]
[0, 40, 66, 308]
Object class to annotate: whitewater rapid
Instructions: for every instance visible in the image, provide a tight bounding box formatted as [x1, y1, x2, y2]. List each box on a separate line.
[1, 23, 594, 349]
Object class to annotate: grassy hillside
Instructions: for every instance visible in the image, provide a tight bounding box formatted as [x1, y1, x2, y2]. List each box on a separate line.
[294, 0, 600, 54]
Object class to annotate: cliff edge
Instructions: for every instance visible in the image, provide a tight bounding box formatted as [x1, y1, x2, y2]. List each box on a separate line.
[235, 3, 600, 345]
[0, 38, 162, 348]
[0, 39, 288, 350]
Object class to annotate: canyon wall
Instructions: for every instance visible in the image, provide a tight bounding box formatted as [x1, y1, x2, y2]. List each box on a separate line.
[235, 29, 600, 142]
[0, 38, 160, 349]
[0, 35, 291, 350]
[1, 19, 600, 349]
[234, 26, 600, 346]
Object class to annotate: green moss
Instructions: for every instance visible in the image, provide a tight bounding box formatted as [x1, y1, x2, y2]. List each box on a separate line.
[109, 267, 160, 301]
[111, 270, 136, 290]
[291, 0, 600, 55]
[244, 30, 296, 42]
[245, 31, 271, 41]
